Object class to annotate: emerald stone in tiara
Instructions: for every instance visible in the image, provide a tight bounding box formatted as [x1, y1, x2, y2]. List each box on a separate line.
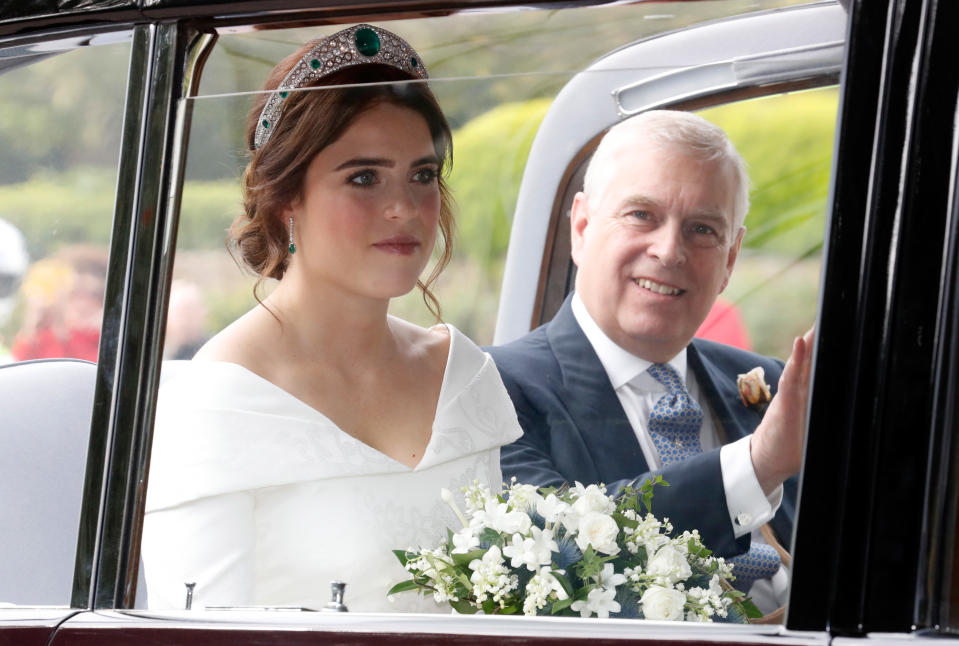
[354, 27, 380, 56]
[253, 24, 429, 150]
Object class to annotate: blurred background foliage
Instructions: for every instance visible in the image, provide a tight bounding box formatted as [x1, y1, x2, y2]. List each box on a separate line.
[700, 89, 836, 358]
[0, 0, 829, 358]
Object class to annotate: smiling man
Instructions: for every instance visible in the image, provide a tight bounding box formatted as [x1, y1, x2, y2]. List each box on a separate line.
[489, 110, 813, 618]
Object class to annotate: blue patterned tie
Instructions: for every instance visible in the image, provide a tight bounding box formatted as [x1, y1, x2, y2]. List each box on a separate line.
[647, 363, 703, 465]
[645, 362, 780, 593]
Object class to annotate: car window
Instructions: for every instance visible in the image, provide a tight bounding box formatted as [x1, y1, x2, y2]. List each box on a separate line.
[0, 30, 130, 607]
[165, 0, 817, 349]
[146, 0, 830, 620]
[684, 88, 836, 358]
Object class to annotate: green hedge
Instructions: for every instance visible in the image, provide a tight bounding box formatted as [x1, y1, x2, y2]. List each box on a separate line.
[1, 90, 837, 352]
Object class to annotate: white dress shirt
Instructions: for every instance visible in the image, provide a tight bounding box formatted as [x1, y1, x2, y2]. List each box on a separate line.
[571, 294, 789, 613]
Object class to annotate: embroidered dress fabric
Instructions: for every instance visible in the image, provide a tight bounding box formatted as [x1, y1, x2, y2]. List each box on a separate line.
[142, 325, 523, 612]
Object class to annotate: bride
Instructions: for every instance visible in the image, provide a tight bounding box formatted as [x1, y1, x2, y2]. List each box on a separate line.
[141, 24, 522, 612]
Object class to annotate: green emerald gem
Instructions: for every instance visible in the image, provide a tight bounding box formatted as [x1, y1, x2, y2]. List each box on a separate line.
[309, 58, 321, 69]
[355, 28, 380, 57]
[288, 243, 296, 254]
[279, 91, 289, 98]
[261, 119, 270, 129]
[410, 57, 418, 68]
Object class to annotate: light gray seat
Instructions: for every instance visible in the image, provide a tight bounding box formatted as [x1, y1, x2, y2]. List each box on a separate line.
[0, 358, 96, 606]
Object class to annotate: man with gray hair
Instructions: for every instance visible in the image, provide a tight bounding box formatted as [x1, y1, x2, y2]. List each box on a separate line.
[489, 110, 813, 617]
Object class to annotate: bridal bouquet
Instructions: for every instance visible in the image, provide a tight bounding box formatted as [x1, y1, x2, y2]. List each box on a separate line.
[390, 477, 759, 621]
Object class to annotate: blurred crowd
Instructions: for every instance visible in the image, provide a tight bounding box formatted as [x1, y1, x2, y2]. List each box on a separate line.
[0, 217, 210, 364]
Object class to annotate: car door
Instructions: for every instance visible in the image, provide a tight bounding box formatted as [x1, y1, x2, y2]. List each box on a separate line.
[0, 20, 132, 646]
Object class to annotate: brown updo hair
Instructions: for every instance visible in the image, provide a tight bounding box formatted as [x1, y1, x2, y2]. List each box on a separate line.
[231, 37, 454, 320]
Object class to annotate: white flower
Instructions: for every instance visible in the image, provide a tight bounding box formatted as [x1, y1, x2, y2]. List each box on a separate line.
[472, 500, 532, 535]
[563, 483, 613, 534]
[429, 572, 460, 604]
[507, 483, 543, 512]
[627, 512, 671, 554]
[461, 481, 495, 514]
[573, 511, 621, 555]
[405, 547, 448, 580]
[536, 493, 570, 525]
[399, 480, 742, 622]
[569, 482, 616, 516]
[502, 526, 558, 571]
[595, 563, 627, 591]
[469, 544, 504, 569]
[646, 544, 692, 585]
[570, 586, 621, 618]
[451, 526, 479, 554]
[522, 567, 568, 616]
[623, 566, 642, 585]
[468, 545, 518, 605]
[712, 557, 733, 579]
[640, 585, 687, 621]
[708, 574, 723, 596]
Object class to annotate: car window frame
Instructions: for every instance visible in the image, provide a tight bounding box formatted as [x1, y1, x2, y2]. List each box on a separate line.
[84, 3, 848, 620]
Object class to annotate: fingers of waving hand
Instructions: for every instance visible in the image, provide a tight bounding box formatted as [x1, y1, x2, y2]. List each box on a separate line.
[750, 326, 815, 495]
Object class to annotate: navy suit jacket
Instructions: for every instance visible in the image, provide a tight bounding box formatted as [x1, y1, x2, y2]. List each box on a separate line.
[488, 296, 797, 559]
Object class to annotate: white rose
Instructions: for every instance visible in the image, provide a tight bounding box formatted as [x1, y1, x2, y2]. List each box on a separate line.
[570, 482, 616, 516]
[574, 511, 621, 555]
[646, 544, 692, 583]
[640, 585, 687, 621]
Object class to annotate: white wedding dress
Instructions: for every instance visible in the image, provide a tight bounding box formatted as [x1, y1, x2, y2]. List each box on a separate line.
[142, 325, 522, 612]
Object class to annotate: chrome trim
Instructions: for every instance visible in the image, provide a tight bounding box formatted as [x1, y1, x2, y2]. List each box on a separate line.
[72, 19, 216, 610]
[73, 23, 155, 610]
[612, 40, 844, 118]
[129, 25, 218, 609]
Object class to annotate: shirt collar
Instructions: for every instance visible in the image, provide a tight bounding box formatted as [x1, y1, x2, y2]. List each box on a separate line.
[571, 292, 688, 390]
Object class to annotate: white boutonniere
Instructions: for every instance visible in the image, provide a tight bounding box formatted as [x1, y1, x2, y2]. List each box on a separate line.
[736, 366, 772, 408]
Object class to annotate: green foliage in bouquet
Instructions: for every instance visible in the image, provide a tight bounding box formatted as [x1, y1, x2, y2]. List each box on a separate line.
[390, 478, 762, 621]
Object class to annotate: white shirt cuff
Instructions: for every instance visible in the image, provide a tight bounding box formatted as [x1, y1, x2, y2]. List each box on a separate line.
[720, 436, 783, 538]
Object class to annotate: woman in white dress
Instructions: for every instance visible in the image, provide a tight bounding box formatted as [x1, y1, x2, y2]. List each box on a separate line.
[142, 24, 523, 612]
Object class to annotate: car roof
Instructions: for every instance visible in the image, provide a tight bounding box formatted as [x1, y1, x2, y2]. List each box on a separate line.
[0, 0, 581, 37]
[0, 1, 843, 38]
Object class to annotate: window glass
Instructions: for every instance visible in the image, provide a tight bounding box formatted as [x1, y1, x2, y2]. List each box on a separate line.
[149, 0, 829, 619]
[0, 34, 127, 363]
[695, 88, 836, 358]
[167, 0, 815, 348]
[0, 32, 130, 607]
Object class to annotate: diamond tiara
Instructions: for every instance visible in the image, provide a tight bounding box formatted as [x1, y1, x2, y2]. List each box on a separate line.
[253, 24, 429, 150]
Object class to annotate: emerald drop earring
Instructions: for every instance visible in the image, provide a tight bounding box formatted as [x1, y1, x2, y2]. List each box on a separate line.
[288, 217, 296, 255]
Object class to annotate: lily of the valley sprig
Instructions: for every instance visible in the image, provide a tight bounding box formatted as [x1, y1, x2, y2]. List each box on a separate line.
[390, 478, 760, 621]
